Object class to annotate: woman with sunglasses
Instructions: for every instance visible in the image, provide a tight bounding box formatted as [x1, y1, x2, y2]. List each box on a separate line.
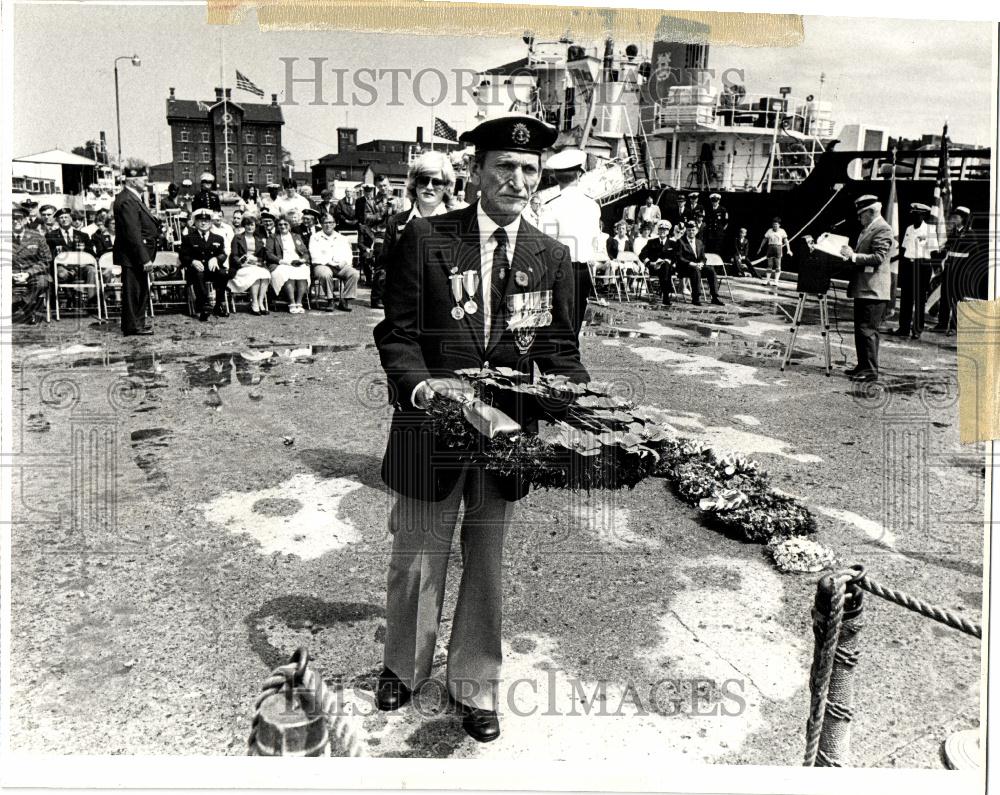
[229, 215, 272, 315]
[378, 151, 457, 284]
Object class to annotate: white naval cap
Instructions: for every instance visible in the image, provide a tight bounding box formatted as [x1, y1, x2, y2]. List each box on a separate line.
[545, 148, 587, 171]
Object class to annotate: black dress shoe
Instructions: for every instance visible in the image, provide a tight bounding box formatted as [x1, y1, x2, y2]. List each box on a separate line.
[691, 299, 702, 306]
[850, 370, 878, 382]
[23, 315, 37, 326]
[911, 332, 922, 340]
[458, 705, 501, 743]
[844, 366, 861, 376]
[375, 668, 411, 711]
[214, 304, 229, 318]
[711, 297, 724, 306]
[198, 310, 209, 322]
[261, 308, 270, 315]
[250, 308, 261, 316]
[370, 301, 383, 309]
[336, 300, 353, 312]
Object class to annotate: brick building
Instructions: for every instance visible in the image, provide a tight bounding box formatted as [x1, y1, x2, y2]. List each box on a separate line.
[311, 127, 463, 197]
[165, 86, 284, 191]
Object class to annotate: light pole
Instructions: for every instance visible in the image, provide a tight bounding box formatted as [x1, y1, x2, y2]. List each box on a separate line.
[114, 54, 141, 173]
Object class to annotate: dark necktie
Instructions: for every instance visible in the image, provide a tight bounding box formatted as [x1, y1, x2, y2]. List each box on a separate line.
[489, 228, 509, 346]
[64, 231, 72, 247]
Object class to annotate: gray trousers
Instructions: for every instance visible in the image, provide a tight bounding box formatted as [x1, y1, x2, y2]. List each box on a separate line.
[383, 466, 511, 710]
[312, 263, 360, 300]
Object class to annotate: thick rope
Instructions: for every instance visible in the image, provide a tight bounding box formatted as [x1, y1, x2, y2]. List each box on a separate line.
[803, 572, 852, 767]
[858, 575, 982, 639]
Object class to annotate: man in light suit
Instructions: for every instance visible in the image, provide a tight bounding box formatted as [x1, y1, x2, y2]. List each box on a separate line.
[373, 114, 588, 743]
[113, 166, 159, 336]
[840, 194, 894, 382]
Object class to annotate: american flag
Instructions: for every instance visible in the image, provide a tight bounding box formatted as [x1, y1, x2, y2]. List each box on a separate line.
[433, 117, 459, 142]
[932, 122, 952, 245]
[236, 69, 265, 98]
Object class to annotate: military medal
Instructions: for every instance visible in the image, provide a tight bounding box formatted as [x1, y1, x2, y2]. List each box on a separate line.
[449, 274, 466, 320]
[514, 270, 529, 287]
[462, 270, 480, 315]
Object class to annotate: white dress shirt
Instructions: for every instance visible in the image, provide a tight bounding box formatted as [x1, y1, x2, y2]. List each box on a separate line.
[541, 184, 601, 262]
[411, 202, 521, 408]
[902, 220, 939, 259]
[274, 193, 312, 219]
[309, 229, 353, 267]
[476, 202, 521, 349]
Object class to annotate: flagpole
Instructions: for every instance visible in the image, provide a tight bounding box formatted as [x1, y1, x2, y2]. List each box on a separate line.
[220, 34, 231, 193]
[430, 111, 434, 152]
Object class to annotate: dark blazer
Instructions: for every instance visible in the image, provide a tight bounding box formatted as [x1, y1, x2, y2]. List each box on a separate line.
[263, 233, 310, 269]
[230, 232, 267, 277]
[674, 234, 706, 268]
[639, 236, 675, 264]
[113, 188, 160, 270]
[46, 226, 95, 259]
[377, 209, 412, 273]
[180, 229, 228, 270]
[373, 203, 589, 503]
[334, 197, 357, 231]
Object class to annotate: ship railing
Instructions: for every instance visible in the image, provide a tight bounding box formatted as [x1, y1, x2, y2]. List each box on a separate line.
[854, 150, 992, 181]
[645, 91, 834, 137]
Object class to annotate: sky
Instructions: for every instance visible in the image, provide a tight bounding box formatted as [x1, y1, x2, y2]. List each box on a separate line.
[12, 3, 995, 169]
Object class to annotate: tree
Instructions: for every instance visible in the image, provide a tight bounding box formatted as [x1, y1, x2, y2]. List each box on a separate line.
[123, 156, 149, 170]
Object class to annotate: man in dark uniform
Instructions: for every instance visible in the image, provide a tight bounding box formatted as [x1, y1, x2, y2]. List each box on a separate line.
[639, 220, 677, 306]
[177, 178, 195, 214]
[12, 205, 52, 325]
[181, 208, 230, 322]
[373, 114, 588, 744]
[684, 191, 705, 231]
[666, 193, 687, 229]
[356, 183, 390, 306]
[192, 172, 222, 214]
[930, 205, 974, 336]
[20, 198, 40, 230]
[113, 166, 159, 336]
[702, 192, 729, 254]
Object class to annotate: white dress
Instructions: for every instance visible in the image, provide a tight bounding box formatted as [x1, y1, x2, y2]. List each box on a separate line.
[228, 234, 271, 293]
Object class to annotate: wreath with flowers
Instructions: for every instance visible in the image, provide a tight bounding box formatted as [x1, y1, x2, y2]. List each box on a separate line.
[428, 367, 818, 545]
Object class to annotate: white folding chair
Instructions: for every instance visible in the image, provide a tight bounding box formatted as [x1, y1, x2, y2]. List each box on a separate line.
[705, 253, 735, 302]
[52, 250, 101, 320]
[148, 251, 187, 315]
[616, 251, 650, 299]
[588, 260, 622, 302]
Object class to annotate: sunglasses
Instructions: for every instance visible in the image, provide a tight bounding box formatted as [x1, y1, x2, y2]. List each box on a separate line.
[416, 175, 447, 188]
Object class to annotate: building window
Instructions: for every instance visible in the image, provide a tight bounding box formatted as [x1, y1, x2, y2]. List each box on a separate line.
[265, 153, 273, 165]
[182, 167, 192, 178]
[684, 44, 706, 69]
[246, 152, 255, 165]
[663, 140, 674, 169]
[201, 150, 211, 163]
[180, 130, 190, 143]
[180, 149, 190, 163]
[245, 132, 255, 145]
[264, 132, 274, 145]
[246, 170, 255, 185]
[225, 147, 234, 159]
[227, 168, 235, 184]
[265, 172, 273, 184]
[201, 131, 210, 143]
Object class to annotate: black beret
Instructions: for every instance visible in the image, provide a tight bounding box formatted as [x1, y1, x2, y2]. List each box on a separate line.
[55, 207, 73, 218]
[459, 114, 557, 154]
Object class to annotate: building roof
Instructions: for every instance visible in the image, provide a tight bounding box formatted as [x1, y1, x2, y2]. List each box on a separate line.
[166, 98, 284, 124]
[14, 148, 97, 166]
[482, 57, 533, 76]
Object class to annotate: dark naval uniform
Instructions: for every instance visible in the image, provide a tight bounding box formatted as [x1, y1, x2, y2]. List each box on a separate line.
[192, 189, 222, 214]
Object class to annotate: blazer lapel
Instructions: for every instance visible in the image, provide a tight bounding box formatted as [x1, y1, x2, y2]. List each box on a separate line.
[434, 205, 485, 356]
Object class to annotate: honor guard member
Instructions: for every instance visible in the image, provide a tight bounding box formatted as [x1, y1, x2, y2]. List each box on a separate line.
[702, 192, 729, 254]
[839, 195, 893, 381]
[12, 205, 53, 325]
[192, 172, 222, 214]
[684, 191, 706, 230]
[891, 202, 939, 340]
[113, 166, 159, 336]
[373, 113, 588, 743]
[932, 205, 974, 335]
[182, 208, 230, 321]
[20, 198, 41, 230]
[541, 148, 602, 334]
